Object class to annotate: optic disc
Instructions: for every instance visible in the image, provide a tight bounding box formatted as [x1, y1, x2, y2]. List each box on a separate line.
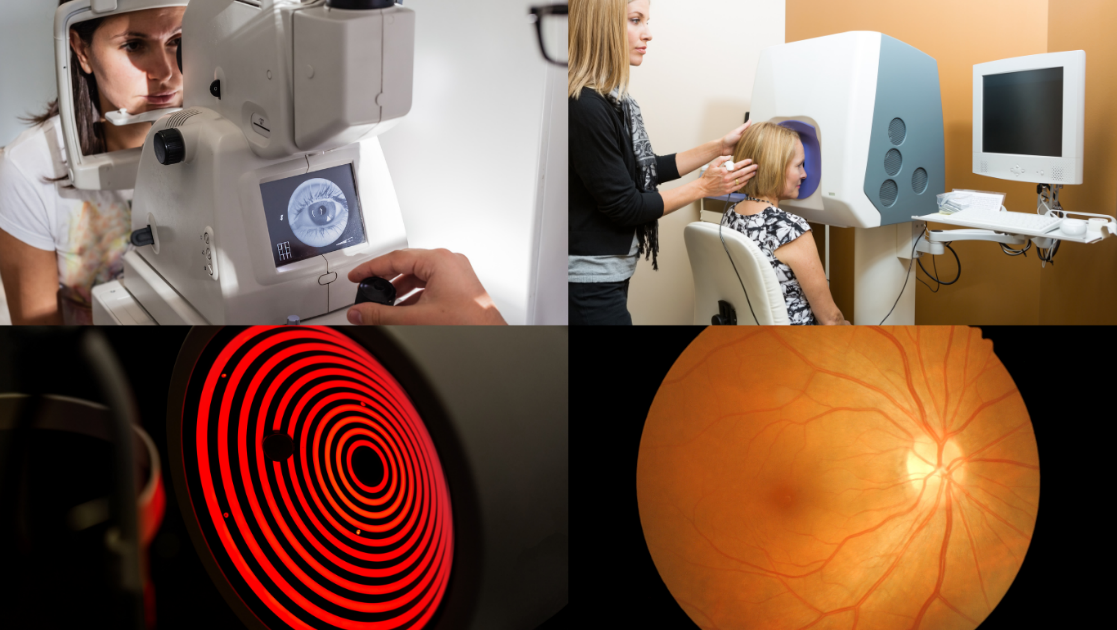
[906, 435, 966, 487]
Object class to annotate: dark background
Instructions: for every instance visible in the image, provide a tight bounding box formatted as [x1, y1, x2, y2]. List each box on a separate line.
[0, 328, 566, 630]
[983, 67, 1064, 158]
[570, 326, 1097, 628]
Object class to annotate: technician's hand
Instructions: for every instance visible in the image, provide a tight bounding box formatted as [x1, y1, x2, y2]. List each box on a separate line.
[700, 156, 757, 198]
[346, 248, 507, 326]
[719, 121, 752, 156]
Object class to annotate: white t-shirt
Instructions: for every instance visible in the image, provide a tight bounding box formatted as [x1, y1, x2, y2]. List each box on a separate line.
[0, 115, 133, 315]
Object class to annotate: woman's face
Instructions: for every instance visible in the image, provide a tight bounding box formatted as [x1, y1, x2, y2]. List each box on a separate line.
[780, 139, 807, 200]
[627, 0, 652, 67]
[71, 8, 185, 116]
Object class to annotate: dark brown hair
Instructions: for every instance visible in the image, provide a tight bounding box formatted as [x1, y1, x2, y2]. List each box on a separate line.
[22, 0, 106, 157]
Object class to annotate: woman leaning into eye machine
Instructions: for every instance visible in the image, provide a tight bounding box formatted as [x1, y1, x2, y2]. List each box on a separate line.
[568, 0, 758, 325]
[0, 0, 187, 325]
[0, 0, 510, 326]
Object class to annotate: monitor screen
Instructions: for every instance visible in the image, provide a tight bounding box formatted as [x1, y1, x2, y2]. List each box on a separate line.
[982, 67, 1063, 157]
[260, 164, 367, 268]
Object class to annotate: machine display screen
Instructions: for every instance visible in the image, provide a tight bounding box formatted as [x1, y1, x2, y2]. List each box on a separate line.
[982, 67, 1063, 157]
[260, 164, 366, 268]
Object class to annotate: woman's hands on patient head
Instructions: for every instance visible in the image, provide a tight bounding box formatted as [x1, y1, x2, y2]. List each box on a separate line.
[346, 248, 507, 326]
[720, 121, 752, 157]
[699, 156, 757, 198]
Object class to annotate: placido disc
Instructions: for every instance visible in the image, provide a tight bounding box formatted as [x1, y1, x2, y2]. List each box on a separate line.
[170, 327, 453, 630]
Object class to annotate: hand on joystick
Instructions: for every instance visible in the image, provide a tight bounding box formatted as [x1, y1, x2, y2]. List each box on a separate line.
[346, 248, 506, 325]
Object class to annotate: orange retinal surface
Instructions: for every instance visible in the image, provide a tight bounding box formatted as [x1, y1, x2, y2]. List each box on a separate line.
[637, 327, 1039, 630]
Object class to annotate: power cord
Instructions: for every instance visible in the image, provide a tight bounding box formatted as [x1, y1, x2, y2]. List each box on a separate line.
[1035, 184, 1063, 267]
[916, 241, 961, 293]
[719, 201, 759, 325]
[880, 225, 927, 325]
[999, 240, 1031, 257]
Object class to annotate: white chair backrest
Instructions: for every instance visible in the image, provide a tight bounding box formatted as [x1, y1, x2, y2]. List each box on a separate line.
[684, 221, 791, 325]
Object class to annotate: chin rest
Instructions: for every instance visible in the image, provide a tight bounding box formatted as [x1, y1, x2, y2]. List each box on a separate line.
[684, 221, 790, 325]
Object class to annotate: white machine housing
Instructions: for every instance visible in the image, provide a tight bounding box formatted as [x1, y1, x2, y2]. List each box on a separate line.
[130, 110, 407, 324]
[185, 0, 414, 161]
[76, 0, 415, 324]
[749, 31, 945, 229]
[54, 0, 190, 190]
[973, 50, 1086, 185]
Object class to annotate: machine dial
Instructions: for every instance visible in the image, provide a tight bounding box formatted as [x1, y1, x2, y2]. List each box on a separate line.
[154, 128, 185, 165]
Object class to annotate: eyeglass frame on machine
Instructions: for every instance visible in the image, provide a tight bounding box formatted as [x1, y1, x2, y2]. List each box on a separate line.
[529, 4, 568, 67]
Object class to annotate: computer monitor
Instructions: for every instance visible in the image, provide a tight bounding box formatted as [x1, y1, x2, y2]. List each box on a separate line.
[973, 50, 1085, 185]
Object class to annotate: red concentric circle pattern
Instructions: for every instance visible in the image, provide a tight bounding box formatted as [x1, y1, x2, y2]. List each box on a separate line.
[184, 327, 452, 629]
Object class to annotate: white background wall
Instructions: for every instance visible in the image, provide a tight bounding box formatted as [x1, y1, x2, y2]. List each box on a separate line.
[625, 0, 785, 324]
[379, 0, 562, 325]
[0, 0, 563, 326]
[0, 1, 57, 150]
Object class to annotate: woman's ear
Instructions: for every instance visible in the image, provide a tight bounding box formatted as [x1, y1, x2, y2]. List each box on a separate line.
[69, 29, 94, 75]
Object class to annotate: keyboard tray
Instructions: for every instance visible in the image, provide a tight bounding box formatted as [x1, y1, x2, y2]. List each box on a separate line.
[913, 212, 1113, 244]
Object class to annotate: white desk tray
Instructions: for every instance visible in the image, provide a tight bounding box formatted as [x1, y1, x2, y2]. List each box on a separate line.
[913, 211, 1116, 244]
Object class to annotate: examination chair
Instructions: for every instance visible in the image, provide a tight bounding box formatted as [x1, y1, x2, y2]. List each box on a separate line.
[684, 221, 790, 325]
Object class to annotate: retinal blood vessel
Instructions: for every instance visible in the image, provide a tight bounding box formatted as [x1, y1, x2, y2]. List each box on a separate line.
[637, 326, 1039, 630]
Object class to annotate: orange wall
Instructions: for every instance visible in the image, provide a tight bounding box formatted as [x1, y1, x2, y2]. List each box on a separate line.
[1041, 0, 1117, 323]
[788, 0, 1117, 324]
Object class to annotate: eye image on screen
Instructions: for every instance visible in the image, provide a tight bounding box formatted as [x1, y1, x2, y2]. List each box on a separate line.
[260, 163, 367, 268]
[289, 178, 349, 247]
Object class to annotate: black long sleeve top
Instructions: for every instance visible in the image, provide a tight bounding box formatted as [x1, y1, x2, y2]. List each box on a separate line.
[569, 88, 681, 257]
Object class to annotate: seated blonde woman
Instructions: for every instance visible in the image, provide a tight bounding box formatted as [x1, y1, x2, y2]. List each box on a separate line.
[723, 122, 849, 325]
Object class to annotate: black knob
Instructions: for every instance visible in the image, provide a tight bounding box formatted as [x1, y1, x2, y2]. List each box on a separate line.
[355, 276, 397, 306]
[712, 300, 737, 325]
[209, 79, 220, 99]
[130, 226, 155, 247]
[326, 0, 396, 9]
[153, 128, 185, 165]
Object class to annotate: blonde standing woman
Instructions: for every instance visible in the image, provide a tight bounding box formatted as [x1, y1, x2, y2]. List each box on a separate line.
[568, 0, 758, 325]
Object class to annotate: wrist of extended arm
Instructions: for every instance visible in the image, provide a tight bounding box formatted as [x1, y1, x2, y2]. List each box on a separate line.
[660, 180, 705, 216]
[675, 140, 723, 178]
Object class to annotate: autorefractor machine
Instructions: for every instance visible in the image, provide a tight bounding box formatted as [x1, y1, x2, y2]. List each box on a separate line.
[53, 0, 414, 324]
[700, 31, 1111, 325]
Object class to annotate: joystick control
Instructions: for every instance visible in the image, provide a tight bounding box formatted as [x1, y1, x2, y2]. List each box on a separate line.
[355, 276, 397, 306]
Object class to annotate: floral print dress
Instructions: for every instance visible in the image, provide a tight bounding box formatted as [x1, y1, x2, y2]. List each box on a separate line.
[721, 206, 817, 325]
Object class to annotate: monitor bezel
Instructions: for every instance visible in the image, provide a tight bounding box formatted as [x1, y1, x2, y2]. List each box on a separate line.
[972, 50, 1085, 185]
[259, 163, 369, 269]
[239, 142, 376, 289]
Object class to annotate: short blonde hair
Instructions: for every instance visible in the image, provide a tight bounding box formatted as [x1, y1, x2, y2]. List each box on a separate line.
[568, 0, 630, 99]
[732, 122, 801, 200]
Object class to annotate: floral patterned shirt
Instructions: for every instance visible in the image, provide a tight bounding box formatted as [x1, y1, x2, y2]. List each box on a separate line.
[0, 116, 132, 323]
[721, 206, 817, 325]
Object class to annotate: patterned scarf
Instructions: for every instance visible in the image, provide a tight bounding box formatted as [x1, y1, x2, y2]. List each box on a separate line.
[605, 89, 659, 270]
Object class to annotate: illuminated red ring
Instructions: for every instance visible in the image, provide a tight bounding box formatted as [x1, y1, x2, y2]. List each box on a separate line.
[192, 327, 453, 629]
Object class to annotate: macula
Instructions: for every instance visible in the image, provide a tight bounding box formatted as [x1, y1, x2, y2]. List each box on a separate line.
[637, 326, 1039, 630]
